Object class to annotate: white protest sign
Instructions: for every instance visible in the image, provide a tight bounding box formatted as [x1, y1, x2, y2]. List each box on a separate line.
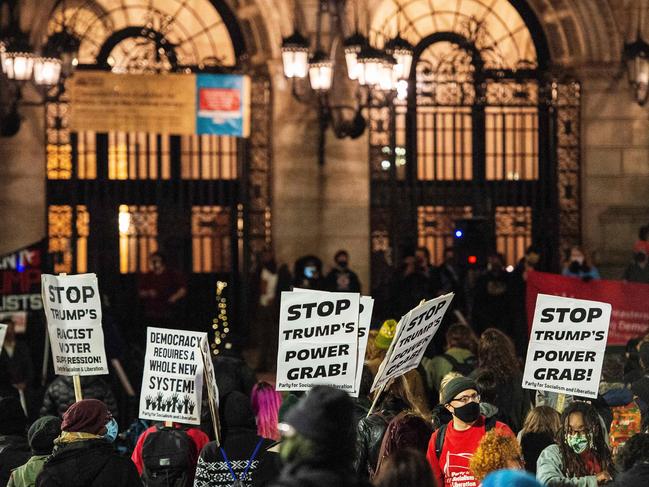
[277, 291, 359, 392]
[351, 296, 374, 396]
[41, 273, 108, 376]
[522, 294, 611, 399]
[200, 335, 221, 443]
[139, 327, 206, 424]
[371, 293, 454, 392]
[0, 323, 7, 350]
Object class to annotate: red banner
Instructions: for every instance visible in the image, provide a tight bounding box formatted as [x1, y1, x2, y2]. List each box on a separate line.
[526, 271, 649, 346]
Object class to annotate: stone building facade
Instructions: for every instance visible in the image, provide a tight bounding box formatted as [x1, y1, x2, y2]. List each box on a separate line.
[0, 0, 647, 287]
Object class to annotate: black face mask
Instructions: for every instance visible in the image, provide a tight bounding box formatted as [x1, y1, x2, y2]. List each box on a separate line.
[452, 401, 480, 423]
[337, 260, 348, 269]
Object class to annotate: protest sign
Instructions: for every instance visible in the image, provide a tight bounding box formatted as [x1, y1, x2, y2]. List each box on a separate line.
[276, 291, 359, 392]
[371, 293, 454, 393]
[41, 273, 107, 376]
[139, 327, 206, 425]
[522, 293, 611, 399]
[352, 296, 373, 396]
[0, 323, 6, 350]
[526, 271, 649, 345]
[200, 335, 221, 444]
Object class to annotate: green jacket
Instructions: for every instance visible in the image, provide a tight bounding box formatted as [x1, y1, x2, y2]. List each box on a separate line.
[536, 445, 597, 487]
[421, 347, 474, 392]
[7, 455, 48, 487]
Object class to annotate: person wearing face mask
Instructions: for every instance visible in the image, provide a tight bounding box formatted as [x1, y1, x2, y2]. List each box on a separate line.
[426, 377, 514, 487]
[325, 250, 361, 293]
[536, 401, 613, 486]
[562, 246, 600, 282]
[36, 399, 141, 487]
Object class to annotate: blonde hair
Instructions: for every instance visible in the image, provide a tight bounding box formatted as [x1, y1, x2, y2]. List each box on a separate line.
[439, 371, 463, 402]
[469, 430, 522, 481]
[521, 405, 561, 437]
[365, 330, 388, 376]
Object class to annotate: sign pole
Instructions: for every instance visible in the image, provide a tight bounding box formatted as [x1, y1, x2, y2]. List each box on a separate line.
[366, 381, 387, 418]
[73, 375, 83, 401]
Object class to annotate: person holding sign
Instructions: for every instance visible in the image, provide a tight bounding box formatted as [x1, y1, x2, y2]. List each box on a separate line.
[426, 377, 514, 487]
[536, 401, 613, 486]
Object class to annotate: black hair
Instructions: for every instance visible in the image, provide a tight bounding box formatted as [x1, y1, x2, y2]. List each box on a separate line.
[616, 433, 649, 472]
[600, 353, 625, 383]
[334, 249, 349, 260]
[473, 368, 498, 404]
[415, 247, 430, 259]
[639, 225, 649, 241]
[150, 251, 167, 264]
[557, 402, 612, 477]
[526, 245, 542, 255]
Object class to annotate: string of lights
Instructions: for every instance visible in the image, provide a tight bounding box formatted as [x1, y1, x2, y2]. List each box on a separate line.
[211, 280, 231, 355]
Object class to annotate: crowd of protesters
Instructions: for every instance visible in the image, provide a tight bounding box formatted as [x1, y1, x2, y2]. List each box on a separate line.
[3, 236, 649, 486]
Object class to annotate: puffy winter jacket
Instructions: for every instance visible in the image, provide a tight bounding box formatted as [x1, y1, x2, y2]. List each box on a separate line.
[40, 376, 118, 419]
[35, 439, 141, 487]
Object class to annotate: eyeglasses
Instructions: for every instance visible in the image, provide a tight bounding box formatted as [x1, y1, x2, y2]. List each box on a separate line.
[450, 392, 480, 405]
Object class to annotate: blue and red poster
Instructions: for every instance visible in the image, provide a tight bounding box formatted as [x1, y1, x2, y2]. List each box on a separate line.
[196, 74, 250, 137]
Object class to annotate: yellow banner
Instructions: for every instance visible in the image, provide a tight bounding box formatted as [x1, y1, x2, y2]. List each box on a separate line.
[68, 71, 196, 135]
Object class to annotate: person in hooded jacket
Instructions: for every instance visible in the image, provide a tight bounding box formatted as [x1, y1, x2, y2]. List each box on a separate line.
[35, 399, 140, 487]
[610, 433, 649, 485]
[270, 386, 371, 487]
[40, 375, 118, 419]
[8, 415, 61, 487]
[194, 391, 277, 487]
[0, 396, 31, 486]
[355, 375, 422, 479]
[373, 411, 432, 479]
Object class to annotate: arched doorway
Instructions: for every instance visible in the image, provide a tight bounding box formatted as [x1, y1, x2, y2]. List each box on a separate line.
[369, 0, 580, 288]
[44, 0, 272, 345]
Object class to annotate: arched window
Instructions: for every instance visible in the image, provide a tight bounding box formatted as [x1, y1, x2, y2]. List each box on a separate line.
[369, 0, 579, 283]
[44, 1, 272, 336]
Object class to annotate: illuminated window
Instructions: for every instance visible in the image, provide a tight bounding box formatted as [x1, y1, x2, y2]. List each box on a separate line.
[181, 135, 237, 180]
[418, 206, 473, 264]
[495, 206, 532, 266]
[192, 206, 231, 272]
[486, 106, 538, 180]
[108, 132, 170, 180]
[48, 205, 89, 273]
[47, 102, 97, 180]
[417, 107, 473, 180]
[49, 1, 236, 68]
[371, 0, 537, 70]
[118, 205, 158, 274]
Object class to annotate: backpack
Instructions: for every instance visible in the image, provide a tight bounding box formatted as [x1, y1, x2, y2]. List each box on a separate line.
[434, 416, 496, 460]
[141, 426, 197, 487]
[441, 353, 477, 377]
[609, 401, 642, 451]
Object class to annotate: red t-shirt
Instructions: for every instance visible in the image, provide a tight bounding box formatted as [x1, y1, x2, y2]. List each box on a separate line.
[131, 424, 210, 475]
[426, 416, 514, 487]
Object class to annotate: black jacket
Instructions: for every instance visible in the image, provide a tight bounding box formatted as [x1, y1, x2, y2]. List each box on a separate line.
[35, 439, 141, 487]
[270, 461, 371, 487]
[354, 398, 406, 479]
[520, 431, 555, 475]
[0, 434, 31, 486]
[611, 462, 649, 485]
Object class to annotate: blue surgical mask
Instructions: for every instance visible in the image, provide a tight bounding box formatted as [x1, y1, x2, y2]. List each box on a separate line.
[104, 418, 118, 443]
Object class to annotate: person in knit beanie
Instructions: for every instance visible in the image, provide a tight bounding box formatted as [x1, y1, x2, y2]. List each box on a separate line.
[36, 399, 141, 487]
[270, 386, 370, 487]
[7, 416, 61, 487]
[0, 396, 30, 486]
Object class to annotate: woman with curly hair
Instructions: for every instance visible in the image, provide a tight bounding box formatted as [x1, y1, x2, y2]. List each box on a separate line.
[469, 430, 524, 481]
[613, 433, 649, 484]
[471, 328, 531, 432]
[537, 401, 613, 486]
